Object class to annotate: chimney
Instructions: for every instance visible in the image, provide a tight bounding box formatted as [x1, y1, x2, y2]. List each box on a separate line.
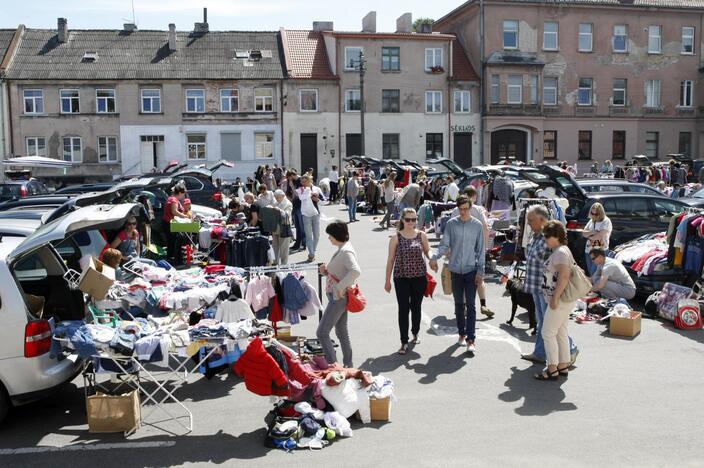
[123, 23, 137, 32]
[362, 11, 376, 33]
[420, 23, 433, 34]
[57, 17, 68, 43]
[194, 7, 209, 34]
[396, 13, 412, 33]
[313, 21, 334, 32]
[168, 23, 177, 51]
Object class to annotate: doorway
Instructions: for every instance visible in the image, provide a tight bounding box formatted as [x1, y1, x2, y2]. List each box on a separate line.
[453, 132, 473, 168]
[139, 135, 165, 173]
[346, 133, 362, 157]
[491, 129, 527, 164]
[300, 134, 318, 180]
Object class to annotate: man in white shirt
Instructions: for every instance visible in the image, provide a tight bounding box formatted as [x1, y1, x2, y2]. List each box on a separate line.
[328, 165, 340, 204]
[443, 176, 460, 203]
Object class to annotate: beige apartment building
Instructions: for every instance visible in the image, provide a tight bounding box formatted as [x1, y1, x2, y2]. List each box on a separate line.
[436, 0, 704, 168]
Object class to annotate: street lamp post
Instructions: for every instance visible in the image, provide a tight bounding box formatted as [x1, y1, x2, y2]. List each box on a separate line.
[358, 51, 366, 156]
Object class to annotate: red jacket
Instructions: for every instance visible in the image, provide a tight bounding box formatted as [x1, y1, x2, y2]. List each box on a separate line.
[233, 337, 288, 396]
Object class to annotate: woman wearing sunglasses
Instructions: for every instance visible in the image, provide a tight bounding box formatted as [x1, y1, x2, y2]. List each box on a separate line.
[582, 202, 612, 275]
[384, 208, 431, 355]
[110, 216, 141, 261]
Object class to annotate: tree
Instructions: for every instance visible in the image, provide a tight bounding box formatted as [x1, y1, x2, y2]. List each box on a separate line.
[413, 18, 434, 32]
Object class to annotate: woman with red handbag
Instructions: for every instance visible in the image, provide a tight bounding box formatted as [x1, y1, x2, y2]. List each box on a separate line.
[318, 220, 362, 368]
[384, 208, 432, 355]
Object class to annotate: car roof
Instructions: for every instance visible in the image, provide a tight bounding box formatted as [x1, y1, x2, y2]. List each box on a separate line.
[586, 193, 680, 199]
[0, 218, 41, 235]
[0, 236, 25, 259]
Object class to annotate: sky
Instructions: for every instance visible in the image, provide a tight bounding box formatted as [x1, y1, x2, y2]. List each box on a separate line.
[0, 0, 463, 31]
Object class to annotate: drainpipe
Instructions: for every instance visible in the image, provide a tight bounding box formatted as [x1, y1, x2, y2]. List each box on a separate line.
[336, 38, 342, 169]
[479, 0, 485, 164]
[280, 78, 285, 167]
[448, 40, 452, 163]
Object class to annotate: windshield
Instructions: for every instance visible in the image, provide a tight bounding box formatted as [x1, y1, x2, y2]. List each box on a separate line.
[692, 188, 704, 199]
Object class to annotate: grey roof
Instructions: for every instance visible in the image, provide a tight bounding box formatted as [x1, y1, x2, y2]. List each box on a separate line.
[5, 29, 286, 80]
[0, 29, 16, 66]
[487, 51, 545, 65]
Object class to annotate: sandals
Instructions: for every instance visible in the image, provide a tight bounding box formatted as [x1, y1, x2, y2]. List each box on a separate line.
[558, 366, 569, 376]
[534, 368, 560, 381]
[398, 344, 409, 355]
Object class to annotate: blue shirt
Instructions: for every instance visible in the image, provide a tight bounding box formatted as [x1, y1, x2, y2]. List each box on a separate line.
[432, 216, 485, 276]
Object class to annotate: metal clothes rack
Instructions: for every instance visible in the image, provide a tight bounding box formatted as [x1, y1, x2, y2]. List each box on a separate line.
[247, 262, 324, 321]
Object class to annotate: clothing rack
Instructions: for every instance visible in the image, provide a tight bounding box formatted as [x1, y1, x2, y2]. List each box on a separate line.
[247, 262, 324, 320]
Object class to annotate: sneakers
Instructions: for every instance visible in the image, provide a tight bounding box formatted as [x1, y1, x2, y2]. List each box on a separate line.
[480, 306, 495, 318]
[457, 335, 466, 346]
[466, 341, 476, 353]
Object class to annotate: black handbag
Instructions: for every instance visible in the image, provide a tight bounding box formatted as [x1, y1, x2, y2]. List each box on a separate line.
[279, 212, 293, 238]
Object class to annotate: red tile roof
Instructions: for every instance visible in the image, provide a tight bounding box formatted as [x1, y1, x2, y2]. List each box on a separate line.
[451, 39, 479, 81]
[281, 29, 335, 80]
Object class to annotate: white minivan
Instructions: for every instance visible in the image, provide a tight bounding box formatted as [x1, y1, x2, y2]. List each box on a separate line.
[0, 203, 141, 422]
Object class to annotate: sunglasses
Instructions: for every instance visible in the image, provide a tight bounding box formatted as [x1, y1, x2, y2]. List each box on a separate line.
[404, 218, 418, 222]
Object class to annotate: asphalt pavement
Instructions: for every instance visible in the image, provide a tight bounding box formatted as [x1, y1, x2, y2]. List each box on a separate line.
[1, 203, 703, 467]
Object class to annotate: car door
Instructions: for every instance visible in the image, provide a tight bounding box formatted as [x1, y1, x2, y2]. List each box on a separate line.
[606, 197, 655, 247]
[650, 198, 687, 225]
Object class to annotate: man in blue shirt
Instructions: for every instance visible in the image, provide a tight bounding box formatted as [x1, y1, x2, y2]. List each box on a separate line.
[430, 196, 484, 353]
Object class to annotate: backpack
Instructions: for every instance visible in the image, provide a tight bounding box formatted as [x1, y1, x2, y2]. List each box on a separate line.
[674, 299, 703, 330]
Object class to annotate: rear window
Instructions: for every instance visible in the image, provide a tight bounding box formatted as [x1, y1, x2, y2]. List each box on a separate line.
[14, 252, 48, 281]
[0, 185, 21, 197]
[606, 198, 650, 218]
[592, 185, 624, 193]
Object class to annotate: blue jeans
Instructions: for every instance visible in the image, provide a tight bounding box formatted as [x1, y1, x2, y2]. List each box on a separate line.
[451, 271, 478, 341]
[584, 251, 596, 275]
[347, 196, 357, 222]
[292, 207, 306, 247]
[532, 292, 578, 360]
[302, 214, 320, 258]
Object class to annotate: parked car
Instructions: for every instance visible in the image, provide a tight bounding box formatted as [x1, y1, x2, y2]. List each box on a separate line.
[0, 203, 140, 423]
[0, 196, 72, 212]
[0, 180, 49, 202]
[678, 187, 704, 208]
[53, 183, 114, 195]
[577, 179, 664, 196]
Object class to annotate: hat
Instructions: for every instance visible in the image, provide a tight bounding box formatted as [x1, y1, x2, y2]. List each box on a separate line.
[183, 198, 192, 205]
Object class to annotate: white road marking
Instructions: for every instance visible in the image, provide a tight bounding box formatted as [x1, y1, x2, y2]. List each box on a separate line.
[422, 312, 524, 353]
[0, 441, 176, 455]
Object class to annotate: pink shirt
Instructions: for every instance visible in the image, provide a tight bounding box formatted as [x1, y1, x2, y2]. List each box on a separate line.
[245, 276, 275, 312]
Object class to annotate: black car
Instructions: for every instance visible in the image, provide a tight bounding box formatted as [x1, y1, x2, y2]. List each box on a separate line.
[54, 183, 115, 195]
[170, 171, 223, 211]
[678, 187, 704, 208]
[0, 180, 49, 202]
[577, 179, 663, 196]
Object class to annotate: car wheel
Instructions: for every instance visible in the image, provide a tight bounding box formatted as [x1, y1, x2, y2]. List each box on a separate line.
[0, 385, 9, 423]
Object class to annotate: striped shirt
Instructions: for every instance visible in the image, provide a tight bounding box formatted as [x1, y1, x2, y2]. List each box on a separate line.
[523, 232, 551, 294]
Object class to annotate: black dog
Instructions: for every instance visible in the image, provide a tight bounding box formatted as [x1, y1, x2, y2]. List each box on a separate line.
[505, 278, 537, 334]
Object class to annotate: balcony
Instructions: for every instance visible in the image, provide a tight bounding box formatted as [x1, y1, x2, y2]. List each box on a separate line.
[486, 103, 541, 116]
[676, 107, 695, 117]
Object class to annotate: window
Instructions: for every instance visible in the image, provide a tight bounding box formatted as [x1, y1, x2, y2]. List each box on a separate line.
[382, 134, 400, 159]
[578, 131, 592, 160]
[23, 89, 44, 114]
[613, 25, 628, 52]
[187, 134, 206, 159]
[454, 90, 470, 113]
[543, 22, 558, 50]
[679, 132, 692, 156]
[491, 75, 500, 104]
[543, 77, 557, 105]
[579, 24, 593, 52]
[426, 133, 443, 158]
[612, 79, 627, 106]
[543, 131, 557, 159]
[578, 78, 593, 106]
[382, 89, 400, 113]
[529, 75, 538, 104]
[345, 89, 361, 112]
[26, 137, 46, 157]
[220, 89, 239, 112]
[62, 137, 82, 162]
[648, 25, 662, 53]
[255, 88, 274, 112]
[382, 47, 400, 71]
[425, 91, 442, 113]
[507, 75, 522, 104]
[186, 89, 205, 113]
[645, 131, 659, 158]
[653, 199, 684, 217]
[680, 80, 693, 107]
[96, 89, 116, 113]
[503, 20, 518, 49]
[98, 136, 118, 162]
[141, 89, 161, 113]
[612, 131, 626, 160]
[255, 133, 274, 159]
[609, 198, 650, 218]
[344, 47, 363, 70]
[682, 27, 695, 54]
[645, 80, 661, 107]
[60, 89, 80, 113]
[300, 89, 319, 112]
[425, 48, 443, 71]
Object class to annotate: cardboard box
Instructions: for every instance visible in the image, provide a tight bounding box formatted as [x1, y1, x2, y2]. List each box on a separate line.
[369, 396, 391, 422]
[25, 294, 45, 318]
[78, 257, 115, 300]
[610, 311, 642, 337]
[87, 390, 141, 433]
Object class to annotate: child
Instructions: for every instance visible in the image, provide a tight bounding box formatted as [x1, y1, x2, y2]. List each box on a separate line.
[183, 198, 193, 218]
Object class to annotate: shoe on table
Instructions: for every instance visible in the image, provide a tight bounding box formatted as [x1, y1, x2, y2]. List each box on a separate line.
[457, 335, 467, 346]
[480, 306, 495, 318]
[467, 341, 476, 353]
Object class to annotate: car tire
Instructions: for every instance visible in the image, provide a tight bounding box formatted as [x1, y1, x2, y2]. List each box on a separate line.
[0, 385, 9, 424]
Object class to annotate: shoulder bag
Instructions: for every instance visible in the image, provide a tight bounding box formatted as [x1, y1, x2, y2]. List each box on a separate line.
[560, 248, 592, 304]
[329, 273, 367, 313]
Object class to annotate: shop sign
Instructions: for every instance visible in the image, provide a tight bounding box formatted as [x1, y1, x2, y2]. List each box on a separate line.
[451, 124, 475, 133]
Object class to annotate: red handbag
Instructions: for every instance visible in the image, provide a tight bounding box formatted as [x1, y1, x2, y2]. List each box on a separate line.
[329, 274, 366, 313]
[424, 272, 437, 298]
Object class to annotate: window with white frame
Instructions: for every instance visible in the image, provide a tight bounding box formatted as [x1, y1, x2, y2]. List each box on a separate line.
[26, 137, 46, 157]
[345, 89, 361, 112]
[425, 90, 442, 113]
[98, 136, 118, 162]
[503, 20, 518, 49]
[613, 25, 628, 52]
[507, 75, 522, 104]
[96, 89, 116, 113]
[23, 89, 44, 114]
[682, 27, 695, 54]
[299, 89, 319, 112]
[646, 80, 661, 107]
[454, 90, 470, 113]
[543, 77, 557, 105]
[529, 75, 538, 104]
[613, 79, 627, 106]
[543, 22, 558, 50]
[186, 89, 205, 113]
[425, 48, 443, 71]
[578, 78, 593, 106]
[255, 88, 274, 112]
[141, 89, 161, 113]
[680, 80, 693, 107]
[60, 89, 80, 113]
[344, 47, 363, 70]
[220, 88, 239, 112]
[255, 133, 274, 159]
[578, 24, 593, 52]
[62, 137, 82, 162]
[491, 75, 500, 104]
[187, 134, 206, 159]
[648, 25, 662, 53]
